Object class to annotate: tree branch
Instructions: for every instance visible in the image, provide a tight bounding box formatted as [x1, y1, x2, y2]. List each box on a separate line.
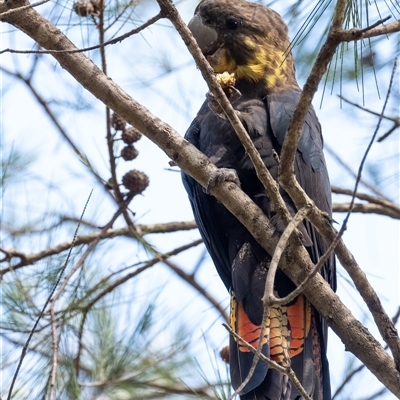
[0, 0, 47, 16]
[333, 202, 400, 219]
[332, 186, 400, 210]
[0, 11, 163, 54]
[337, 19, 400, 41]
[79, 239, 203, 312]
[325, 144, 387, 198]
[332, 185, 400, 218]
[0, 221, 197, 276]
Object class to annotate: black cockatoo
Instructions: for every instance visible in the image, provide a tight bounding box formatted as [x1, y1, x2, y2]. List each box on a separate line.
[181, 1, 336, 399]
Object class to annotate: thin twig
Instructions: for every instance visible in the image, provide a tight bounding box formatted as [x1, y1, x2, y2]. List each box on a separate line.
[341, 62, 392, 219]
[338, 95, 399, 124]
[362, 386, 388, 400]
[0, 67, 84, 156]
[333, 306, 400, 399]
[163, 259, 229, 323]
[80, 239, 203, 313]
[337, 19, 400, 41]
[331, 186, 399, 210]
[263, 207, 311, 305]
[274, 236, 334, 304]
[49, 305, 58, 400]
[360, 16, 392, 33]
[377, 123, 399, 142]
[332, 363, 365, 399]
[333, 202, 400, 219]
[0, 221, 197, 276]
[0, 0, 48, 18]
[237, 206, 340, 396]
[0, 12, 163, 55]
[279, 232, 342, 306]
[325, 144, 387, 198]
[232, 208, 312, 395]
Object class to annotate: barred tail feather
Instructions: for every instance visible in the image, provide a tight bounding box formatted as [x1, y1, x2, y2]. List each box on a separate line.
[230, 292, 327, 400]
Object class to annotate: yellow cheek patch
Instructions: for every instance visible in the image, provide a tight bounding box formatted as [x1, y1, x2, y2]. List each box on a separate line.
[214, 52, 237, 75]
[266, 73, 278, 87]
[212, 37, 292, 89]
[235, 63, 265, 81]
[244, 36, 256, 50]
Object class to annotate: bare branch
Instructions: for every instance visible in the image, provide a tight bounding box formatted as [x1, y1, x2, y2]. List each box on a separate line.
[332, 186, 400, 218]
[267, 212, 343, 307]
[325, 144, 387, 198]
[49, 305, 58, 400]
[332, 186, 399, 210]
[333, 307, 400, 399]
[338, 95, 399, 124]
[0, 12, 163, 55]
[377, 123, 400, 142]
[80, 239, 203, 312]
[0, 0, 48, 17]
[333, 203, 400, 219]
[0, 221, 197, 276]
[337, 19, 400, 41]
[263, 207, 311, 305]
